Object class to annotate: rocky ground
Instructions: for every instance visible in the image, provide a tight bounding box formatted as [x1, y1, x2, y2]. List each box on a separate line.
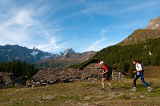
[0, 66, 160, 106]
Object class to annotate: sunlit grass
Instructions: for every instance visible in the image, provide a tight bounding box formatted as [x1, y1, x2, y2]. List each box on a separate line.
[0, 67, 160, 106]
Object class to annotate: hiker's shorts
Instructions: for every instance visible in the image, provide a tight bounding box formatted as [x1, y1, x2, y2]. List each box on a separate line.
[101, 73, 110, 80]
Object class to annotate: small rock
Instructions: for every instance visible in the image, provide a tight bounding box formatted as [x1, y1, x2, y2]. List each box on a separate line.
[82, 96, 91, 101]
[139, 95, 145, 98]
[41, 95, 55, 101]
[132, 96, 137, 99]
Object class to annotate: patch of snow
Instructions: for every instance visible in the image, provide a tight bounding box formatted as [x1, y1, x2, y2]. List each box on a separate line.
[30, 51, 39, 56]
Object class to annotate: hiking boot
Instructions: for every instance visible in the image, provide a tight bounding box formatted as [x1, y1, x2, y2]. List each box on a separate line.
[147, 87, 153, 92]
[131, 87, 136, 92]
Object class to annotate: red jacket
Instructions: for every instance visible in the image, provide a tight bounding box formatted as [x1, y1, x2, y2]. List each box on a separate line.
[101, 64, 109, 72]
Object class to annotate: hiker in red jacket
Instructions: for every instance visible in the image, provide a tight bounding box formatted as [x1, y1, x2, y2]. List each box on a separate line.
[96, 60, 112, 89]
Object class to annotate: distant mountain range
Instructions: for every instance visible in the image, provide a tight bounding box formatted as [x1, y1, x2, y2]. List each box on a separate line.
[0, 45, 56, 63]
[37, 48, 96, 69]
[0, 45, 96, 68]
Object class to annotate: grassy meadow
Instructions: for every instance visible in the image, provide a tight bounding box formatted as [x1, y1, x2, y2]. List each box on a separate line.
[0, 66, 160, 106]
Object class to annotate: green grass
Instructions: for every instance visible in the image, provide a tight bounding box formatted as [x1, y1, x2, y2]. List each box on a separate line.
[1, 67, 160, 106]
[0, 79, 160, 106]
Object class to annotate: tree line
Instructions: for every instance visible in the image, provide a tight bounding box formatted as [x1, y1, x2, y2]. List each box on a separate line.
[74, 38, 160, 73]
[0, 61, 38, 79]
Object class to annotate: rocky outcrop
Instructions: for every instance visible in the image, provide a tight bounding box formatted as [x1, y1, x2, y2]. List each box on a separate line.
[37, 51, 96, 69]
[120, 17, 160, 46]
[147, 17, 160, 30]
[32, 64, 99, 86]
[31, 63, 124, 87]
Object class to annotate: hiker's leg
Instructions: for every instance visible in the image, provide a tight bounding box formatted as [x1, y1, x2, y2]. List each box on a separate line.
[101, 78, 105, 88]
[107, 80, 112, 88]
[106, 74, 112, 88]
[133, 75, 139, 87]
[140, 73, 150, 87]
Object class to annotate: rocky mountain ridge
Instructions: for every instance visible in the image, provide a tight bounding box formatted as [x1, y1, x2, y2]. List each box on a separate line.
[120, 17, 160, 45]
[0, 45, 56, 63]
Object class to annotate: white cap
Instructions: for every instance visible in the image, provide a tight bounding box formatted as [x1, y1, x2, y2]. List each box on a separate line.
[99, 61, 104, 65]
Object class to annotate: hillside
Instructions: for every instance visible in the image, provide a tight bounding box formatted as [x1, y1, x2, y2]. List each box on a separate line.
[120, 29, 160, 45]
[0, 45, 55, 63]
[120, 17, 160, 46]
[0, 66, 160, 106]
[77, 38, 160, 71]
[37, 51, 96, 69]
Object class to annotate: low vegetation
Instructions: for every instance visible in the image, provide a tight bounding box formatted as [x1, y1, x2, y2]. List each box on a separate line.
[0, 66, 160, 106]
[0, 61, 38, 87]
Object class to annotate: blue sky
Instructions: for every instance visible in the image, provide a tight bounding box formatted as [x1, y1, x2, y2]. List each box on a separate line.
[0, 0, 160, 53]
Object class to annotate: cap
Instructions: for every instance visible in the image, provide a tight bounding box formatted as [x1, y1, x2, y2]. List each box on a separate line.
[99, 61, 104, 65]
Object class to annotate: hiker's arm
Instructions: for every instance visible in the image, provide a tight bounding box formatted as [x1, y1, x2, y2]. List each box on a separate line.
[101, 70, 108, 74]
